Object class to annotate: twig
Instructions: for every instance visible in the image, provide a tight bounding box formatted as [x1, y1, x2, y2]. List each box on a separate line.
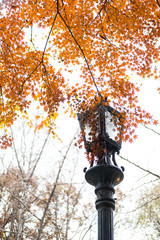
[88, 0, 108, 27]
[36, 134, 76, 240]
[20, 61, 42, 92]
[42, 13, 58, 62]
[156, 0, 160, 8]
[141, 123, 160, 136]
[119, 155, 160, 179]
[6, 188, 41, 222]
[127, 195, 160, 214]
[29, 132, 50, 180]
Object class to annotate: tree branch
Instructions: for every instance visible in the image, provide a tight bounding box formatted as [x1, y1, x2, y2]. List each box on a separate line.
[58, 12, 102, 98]
[10, 127, 24, 179]
[119, 155, 160, 179]
[141, 123, 160, 136]
[29, 132, 50, 180]
[36, 134, 76, 240]
[42, 13, 58, 62]
[156, 0, 160, 8]
[6, 188, 41, 222]
[127, 195, 160, 213]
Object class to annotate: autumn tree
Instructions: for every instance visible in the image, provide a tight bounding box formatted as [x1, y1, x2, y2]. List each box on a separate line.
[0, 0, 159, 152]
[0, 167, 39, 240]
[112, 131, 160, 240]
[0, 168, 96, 240]
[0, 119, 96, 240]
[134, 180, 160, 239]
[115, 178, 160, 240]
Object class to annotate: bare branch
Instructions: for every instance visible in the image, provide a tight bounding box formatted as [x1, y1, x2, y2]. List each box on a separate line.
[36, 133, 76, 240]
[10, 127, 24, 179]
[6, 188, 41, 222]
[119, 155, 160, 179]
[29, 132, 50, 180]
[127, 195, 160, 214]
[141, 123, 160, 136]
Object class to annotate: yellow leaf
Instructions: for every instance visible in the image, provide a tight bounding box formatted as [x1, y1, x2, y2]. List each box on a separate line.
[52, 112, 58, 121]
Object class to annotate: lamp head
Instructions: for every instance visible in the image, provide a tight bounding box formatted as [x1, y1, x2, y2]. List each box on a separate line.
[77, 102, 124, 167]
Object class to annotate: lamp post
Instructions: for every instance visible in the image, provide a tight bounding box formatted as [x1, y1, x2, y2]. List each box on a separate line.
[77, 100, 125, 240]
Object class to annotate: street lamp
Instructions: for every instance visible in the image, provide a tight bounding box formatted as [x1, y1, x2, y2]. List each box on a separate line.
[77, 100, 125, 240]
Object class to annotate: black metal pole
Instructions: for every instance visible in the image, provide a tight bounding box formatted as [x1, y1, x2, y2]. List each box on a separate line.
[85, 165, 124, 240]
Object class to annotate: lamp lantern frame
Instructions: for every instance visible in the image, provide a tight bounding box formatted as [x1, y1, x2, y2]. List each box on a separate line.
[77, 102, 124, 167]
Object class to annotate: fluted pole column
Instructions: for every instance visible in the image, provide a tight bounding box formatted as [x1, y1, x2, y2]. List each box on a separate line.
[85, 165, 124, 240]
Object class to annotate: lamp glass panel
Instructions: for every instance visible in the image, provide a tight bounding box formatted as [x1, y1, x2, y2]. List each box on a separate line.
[84, 122, 92, 142]
[105, 110, 120, 142]
[83, 110, 99, 143]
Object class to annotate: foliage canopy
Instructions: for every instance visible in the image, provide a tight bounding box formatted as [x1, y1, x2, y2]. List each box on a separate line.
[0, 0, 160, 148]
